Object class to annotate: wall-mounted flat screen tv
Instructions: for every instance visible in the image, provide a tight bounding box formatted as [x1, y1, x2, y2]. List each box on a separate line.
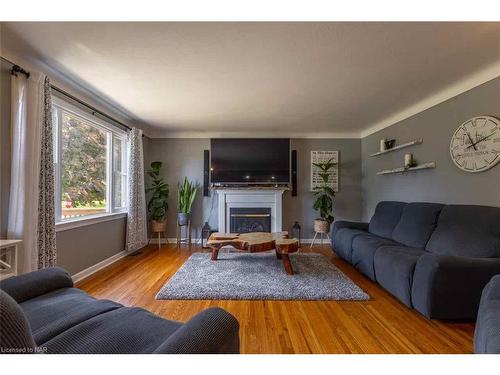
[210, 138, 290, 184]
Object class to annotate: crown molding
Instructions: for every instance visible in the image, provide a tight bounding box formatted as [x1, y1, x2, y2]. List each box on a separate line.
[145, 130, 361, 139]
[360, 62, 500, 138]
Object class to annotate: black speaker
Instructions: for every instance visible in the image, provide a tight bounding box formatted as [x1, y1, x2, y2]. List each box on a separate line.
[291, 150, 297, 196]
[203, 150, 210, 196]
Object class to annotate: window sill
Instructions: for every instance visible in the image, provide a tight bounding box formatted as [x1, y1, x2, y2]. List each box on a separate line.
[56, 212, 127, 232]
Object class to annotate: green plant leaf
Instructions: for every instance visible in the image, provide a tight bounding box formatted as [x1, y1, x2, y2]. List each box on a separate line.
[145, 162, 169, 220]
[150, 161, 162, 170]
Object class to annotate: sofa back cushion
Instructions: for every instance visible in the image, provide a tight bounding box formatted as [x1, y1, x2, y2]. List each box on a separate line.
[368, 201, 406, 239]
[392, 202, 444, 248]
[426, 205, 500, 258]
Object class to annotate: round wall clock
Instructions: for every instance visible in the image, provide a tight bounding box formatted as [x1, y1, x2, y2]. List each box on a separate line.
[449, 116, 500, 172]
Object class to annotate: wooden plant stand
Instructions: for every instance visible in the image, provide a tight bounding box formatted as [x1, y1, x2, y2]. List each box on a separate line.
[207, 232, 299, 275]
[310, 220, 331, 248]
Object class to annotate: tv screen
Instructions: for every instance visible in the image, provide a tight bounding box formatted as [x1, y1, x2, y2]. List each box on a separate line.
[210, 138, 290, 184]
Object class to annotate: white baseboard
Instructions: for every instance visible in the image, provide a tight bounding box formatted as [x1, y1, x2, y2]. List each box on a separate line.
[149, 238, 201, 244]
[72, 250, 127, 283]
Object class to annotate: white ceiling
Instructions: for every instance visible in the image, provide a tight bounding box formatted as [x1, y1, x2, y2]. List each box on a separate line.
[3, 22, 500, 138]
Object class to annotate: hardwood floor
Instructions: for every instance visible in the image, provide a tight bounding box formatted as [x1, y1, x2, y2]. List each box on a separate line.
[76, 243, 475, 354]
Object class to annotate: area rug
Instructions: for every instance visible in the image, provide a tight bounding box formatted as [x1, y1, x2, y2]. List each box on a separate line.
[156, 252, 369, 301]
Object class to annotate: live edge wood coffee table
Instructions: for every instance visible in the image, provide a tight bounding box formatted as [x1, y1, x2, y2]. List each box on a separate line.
[207, 232, 300, 275]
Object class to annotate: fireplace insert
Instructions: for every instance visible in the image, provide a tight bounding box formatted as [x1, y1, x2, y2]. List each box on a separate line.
[230, 207, 271, 233]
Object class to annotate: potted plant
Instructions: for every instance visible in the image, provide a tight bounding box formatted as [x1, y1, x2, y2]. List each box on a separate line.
[177, 177, 198, 225]
[312, 158, 337, 233]
[146, 161, 169, 233]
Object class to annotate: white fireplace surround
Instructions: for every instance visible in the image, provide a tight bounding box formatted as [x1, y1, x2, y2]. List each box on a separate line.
[215, 188, 286, 233]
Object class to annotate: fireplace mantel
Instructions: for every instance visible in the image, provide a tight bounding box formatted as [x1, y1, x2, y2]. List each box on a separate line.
[214, 188, 286, 233]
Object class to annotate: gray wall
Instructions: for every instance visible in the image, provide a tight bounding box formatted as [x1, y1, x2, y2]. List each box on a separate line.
[145, 138, 362, 239]
[56, 217, 126, 275]
[145, 138, 218, 240]
[361, 77, 500, 221]
[285, 139, 362, 237]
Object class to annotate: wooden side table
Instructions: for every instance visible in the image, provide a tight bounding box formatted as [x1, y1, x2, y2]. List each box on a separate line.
[207, 232, 299, 275]
[0, 239, 21, 280]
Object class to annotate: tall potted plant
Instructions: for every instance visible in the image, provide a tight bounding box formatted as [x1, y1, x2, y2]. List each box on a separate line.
[312, 158, 337, 233]
[146, 161, 169, 233]
[177, 177, 198, 225]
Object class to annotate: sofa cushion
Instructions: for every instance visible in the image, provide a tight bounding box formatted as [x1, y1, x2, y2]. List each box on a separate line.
[374, 246, 426, 307]
[368, 201, 406, 239]
[426, 205, 500, 258]
[391, 203, 444, 248]
[333, 228, 367, 263]
[351, 234, 400, 280]
[20, 288, 121, 345]
[44, 307, 182, 354]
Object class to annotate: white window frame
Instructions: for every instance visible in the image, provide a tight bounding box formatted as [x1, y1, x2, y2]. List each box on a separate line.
[52, 96, 128, 231]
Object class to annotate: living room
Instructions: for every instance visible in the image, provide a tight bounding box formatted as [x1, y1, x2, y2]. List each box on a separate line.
[1, 1, 500, 373]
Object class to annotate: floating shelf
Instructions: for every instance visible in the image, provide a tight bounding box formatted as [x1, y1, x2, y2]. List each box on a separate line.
[370, 139, 423, 157]
[377, 162, 436, 175]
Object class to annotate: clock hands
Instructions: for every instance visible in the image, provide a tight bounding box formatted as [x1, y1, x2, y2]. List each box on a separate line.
[466, 130, 497, 150]
[466, 132, 477, 151]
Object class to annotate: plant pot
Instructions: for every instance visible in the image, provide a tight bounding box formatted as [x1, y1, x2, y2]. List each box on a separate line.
[314, 219, 331, 234]
[177, 212, 191, 226]
[151, 219, 167, 233]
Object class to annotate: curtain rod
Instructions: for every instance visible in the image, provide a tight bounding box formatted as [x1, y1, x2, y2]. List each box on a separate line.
[1, 56, 30, 78]
[2, 55, 135, 134]
[50, 85, 132, 132]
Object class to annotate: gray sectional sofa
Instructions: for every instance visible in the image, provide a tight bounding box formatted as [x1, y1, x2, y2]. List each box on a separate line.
[332, 201, 500, 320]
[474, 275, 500, 354]
[0, 267, 240, 354]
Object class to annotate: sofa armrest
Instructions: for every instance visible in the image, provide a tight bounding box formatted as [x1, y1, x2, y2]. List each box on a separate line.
[481, 275, 500, 302]
[411, 253, 500, 320]
[153, 307, 240, 354]
[332, 220, 369, 237]
[0, 267, 73, 303]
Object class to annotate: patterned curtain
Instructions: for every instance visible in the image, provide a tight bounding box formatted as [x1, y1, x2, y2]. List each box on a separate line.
[37, 77, 57, 268]
[126, 127, 148, 252]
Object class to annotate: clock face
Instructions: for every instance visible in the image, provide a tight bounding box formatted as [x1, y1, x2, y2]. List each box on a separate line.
[450, 116, 500, 172]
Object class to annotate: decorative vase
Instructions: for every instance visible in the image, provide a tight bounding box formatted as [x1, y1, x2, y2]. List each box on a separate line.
[177, 212, 191, 226]
[404, 153, 413, 168]
[314, 219, 331, 234]
[380, 138, 387, 152]
[151, 219, 167, 233]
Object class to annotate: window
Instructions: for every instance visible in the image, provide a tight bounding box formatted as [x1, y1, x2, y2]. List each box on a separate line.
[52, 97, 128, 224]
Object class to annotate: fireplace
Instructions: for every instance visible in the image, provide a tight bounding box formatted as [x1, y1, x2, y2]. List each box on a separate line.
[230, 207, 271, 233]
[215, 188, 285, 233]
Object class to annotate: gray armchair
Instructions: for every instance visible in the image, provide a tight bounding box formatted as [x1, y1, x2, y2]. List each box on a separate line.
[0, 267, 240, 354]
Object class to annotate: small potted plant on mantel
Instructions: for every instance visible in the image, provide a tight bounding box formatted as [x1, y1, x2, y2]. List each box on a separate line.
[177, 177, 198, 226]
[312, 158, 337, 234]
[146, 161, 169, 234]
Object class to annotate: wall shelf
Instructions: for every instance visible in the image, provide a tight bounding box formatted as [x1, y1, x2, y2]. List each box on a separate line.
[377, 162, 436, 175]
[370, 139, 423, 157]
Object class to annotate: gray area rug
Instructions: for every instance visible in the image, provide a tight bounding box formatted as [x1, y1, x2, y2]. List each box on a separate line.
[156, 252, 369, 301]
